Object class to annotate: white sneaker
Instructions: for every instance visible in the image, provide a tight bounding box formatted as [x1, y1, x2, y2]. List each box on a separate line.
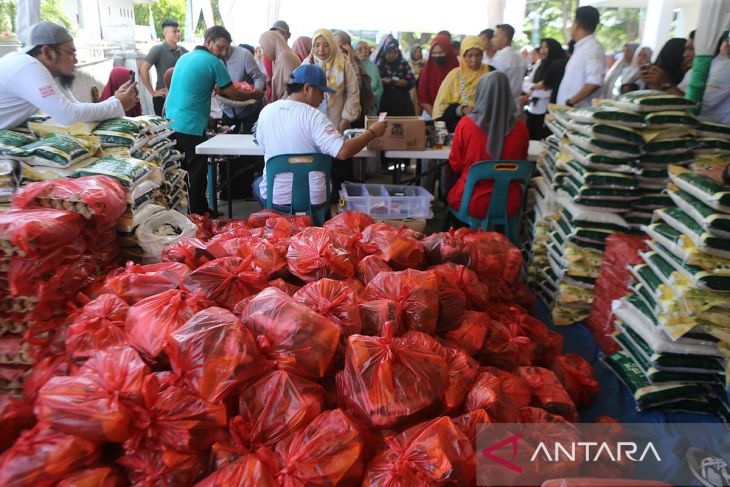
[687, 447, 730, 487]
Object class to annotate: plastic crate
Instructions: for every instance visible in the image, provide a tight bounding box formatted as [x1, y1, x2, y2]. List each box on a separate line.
[338, 182, 433, 219]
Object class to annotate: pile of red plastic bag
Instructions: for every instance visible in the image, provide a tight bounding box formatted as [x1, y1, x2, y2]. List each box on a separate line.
[0, 208, 604, 486]
[0, 176, 126, 406]
[586, 234, 649, 354]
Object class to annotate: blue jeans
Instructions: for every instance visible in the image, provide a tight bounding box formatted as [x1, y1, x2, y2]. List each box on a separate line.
[252, 175, 330, 214]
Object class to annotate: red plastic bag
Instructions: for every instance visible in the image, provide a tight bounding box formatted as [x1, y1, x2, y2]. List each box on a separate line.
[421, 228, 475, 266]
[238, 370, 325, 448]
[0, 395, 35, 451]
[452, 409, 492, 444]
[286, 227, 354, 282]
[23, 354, 74, 402]
[488, 304, 562, 366]
[359, 223, 426, 270]
[463, 230, 522, 285]
[99, 261, 190, 304]
[324, 211, 375, 234]
[355, 254, 393, 285]
[182, 256, 268, 310]
[117, 446, 208, 487]
[362, 416, 475, 486]
[65, 293, 128, 360]
[340, 322, 448, 428]
[431, 262, 491, 311]
[267, 278, 301, 296]
[161, 238, 216, 269]
[0, 425, 101, 487]
[480, 318, 536, 370]
[274, 408, 367, 486]
[189, 213, 214, 240]
[358, 299, 403, 336]
[433, 268, 466, 332]
[13, 176, 127, 229]
[247, 210, 311, 229]
[465, 367, 532, 423]
[196, 450, 278, 487]
[55, 466, 126, 487]
[517, 366, 578, 422]
[364, 269, 439, 334]
[35, 347, 149, 442]
[0, 209, 85, 257]
[128, 374, 227, 453]
[239, 287, 340, 380]
[7, 237, 86, 296]
[166, 307, 272, 403]
[551, 354, 600, 408]
[207, 237, 288, 279]
[125, 289, 214, 359]
[293, 278, 362, 338]
[444, 310, 489, 356]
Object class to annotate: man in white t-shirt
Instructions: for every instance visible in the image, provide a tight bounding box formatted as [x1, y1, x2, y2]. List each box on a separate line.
[557, 6, 605, 108]
[0, 22, 138, 130]
[490, 24, 527, 109]
[254, 64, 387, 209]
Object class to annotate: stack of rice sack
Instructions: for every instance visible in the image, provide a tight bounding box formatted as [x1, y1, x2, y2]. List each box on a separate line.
[0, 210, 606, 486]
[0, 175, 126, 403]
[603, 165, 730, 422]
[533, 105, 640, 325]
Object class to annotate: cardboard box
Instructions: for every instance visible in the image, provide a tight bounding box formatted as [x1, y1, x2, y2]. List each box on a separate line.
[365, 116, 426, 151]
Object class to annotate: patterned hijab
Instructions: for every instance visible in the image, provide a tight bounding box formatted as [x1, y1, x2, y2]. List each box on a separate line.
[307, 28, 346, 91]
[470, 71, 518, 159]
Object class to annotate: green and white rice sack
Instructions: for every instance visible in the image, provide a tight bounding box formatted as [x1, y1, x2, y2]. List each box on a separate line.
[566, 132, 643, 158]
[694, 121, 730, 140]
[0, 130, 36, 156]
[668, 165, 730, 213]
[567, 121, 645, 145]
[545, 117, 569, 139]
[656, 207, 730, 259]
[640, 152, 695, 168]
[643, 222, 730, 273]
[565, 105, 647, 127]
[647, 240, 730, 292]
[15, 134, 100, 168]
[609, 90, 697, 113]
[564, 160, 639, 189]
[667, 185, 730, 239]
[131, 115, 171, 134]
[644, 111, 699, 129]
[70, 155, 162, 191]
[558, 193, 629, 231]
[642, 138, 698, 155]
[563, 144, 637, 173]
[92, 117, 147, 148]
[632, 190, 673, 210]
[694, 138, 730, 155]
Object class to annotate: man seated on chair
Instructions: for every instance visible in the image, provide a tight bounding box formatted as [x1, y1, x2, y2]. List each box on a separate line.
[253, 64, 387, 211]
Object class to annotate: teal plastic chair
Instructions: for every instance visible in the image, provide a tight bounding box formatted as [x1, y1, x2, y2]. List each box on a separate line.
[265, 153, 332, 226]
[447, 160, 535, 245]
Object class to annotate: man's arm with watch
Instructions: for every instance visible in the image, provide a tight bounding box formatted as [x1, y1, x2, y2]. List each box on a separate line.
[566, 84, 601, 106]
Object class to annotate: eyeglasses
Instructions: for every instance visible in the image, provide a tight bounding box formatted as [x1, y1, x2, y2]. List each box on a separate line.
[55, 47, 77, 58]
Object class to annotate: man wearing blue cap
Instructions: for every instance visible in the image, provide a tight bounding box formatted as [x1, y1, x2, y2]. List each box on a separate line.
[254, 63, 387, 210]
[0, 21, 138, 129]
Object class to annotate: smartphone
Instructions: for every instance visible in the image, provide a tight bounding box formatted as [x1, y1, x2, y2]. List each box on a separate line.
[130, 71, 136, 83]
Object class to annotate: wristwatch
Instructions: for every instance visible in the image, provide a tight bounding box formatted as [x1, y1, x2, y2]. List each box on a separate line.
[566, 99, 575, 107]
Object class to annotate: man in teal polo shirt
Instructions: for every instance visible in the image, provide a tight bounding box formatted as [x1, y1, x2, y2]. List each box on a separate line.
[166, 25, 263, 215]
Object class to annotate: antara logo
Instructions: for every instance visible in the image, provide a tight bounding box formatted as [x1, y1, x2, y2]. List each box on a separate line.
[530, 442, 662, 463]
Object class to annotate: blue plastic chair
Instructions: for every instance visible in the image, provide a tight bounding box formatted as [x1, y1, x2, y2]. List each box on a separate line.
[265, 153, 332, 226]
[447, 160, 535, 245]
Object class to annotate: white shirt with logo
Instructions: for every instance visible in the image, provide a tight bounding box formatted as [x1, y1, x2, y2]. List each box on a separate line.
[557, 34, 605, 108]
[0, 52, 124, 130]
[255, 99, 345, 206]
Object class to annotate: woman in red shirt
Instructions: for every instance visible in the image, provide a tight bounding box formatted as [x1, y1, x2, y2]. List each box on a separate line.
[447, 71, 529, 219]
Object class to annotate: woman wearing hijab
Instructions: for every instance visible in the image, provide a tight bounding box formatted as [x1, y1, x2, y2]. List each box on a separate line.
[409, 44, 424, 115]
[292, 36, 312, 62]
[375, 34, 416, 116]
[356, 40, 384, 115]
[100, 67, 142, 116]
[524, 38, 565, 140]
[642, 38, 687, 92]
[620, 46, 652, 93]
[447, 71, 529, 219]
[432, 35, 492, 132]
[417, 34, 459, 117]
[259, 31, 301, 102]
[602, 42, 639, 98]
[304, 28, 360, 133]
[334, 30, 375, 122]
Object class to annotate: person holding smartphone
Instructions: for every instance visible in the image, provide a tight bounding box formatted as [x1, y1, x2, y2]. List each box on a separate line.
[100, 66, 142, 116]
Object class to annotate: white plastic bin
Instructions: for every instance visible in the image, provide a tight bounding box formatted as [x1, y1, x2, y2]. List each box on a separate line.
[339, 182, 433, 219]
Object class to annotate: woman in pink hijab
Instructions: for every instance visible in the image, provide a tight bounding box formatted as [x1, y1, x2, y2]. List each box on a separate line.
[292, 36, 312, 61]
[100, 66, 142, 116]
